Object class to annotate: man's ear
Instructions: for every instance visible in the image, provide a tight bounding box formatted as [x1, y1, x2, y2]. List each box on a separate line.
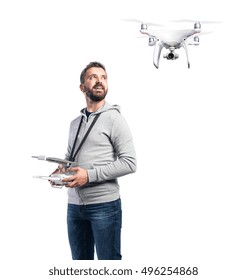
[79, 84, 84, 92]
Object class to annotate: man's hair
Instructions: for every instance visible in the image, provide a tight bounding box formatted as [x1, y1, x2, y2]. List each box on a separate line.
[80, 61, 106, 84]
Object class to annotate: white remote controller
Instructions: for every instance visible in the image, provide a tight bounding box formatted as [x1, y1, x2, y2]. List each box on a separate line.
[33, 173, 72, 186]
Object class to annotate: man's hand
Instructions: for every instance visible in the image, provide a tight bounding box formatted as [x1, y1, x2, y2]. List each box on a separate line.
[49, 164, 65, 186]
[62, 167, 89, 188]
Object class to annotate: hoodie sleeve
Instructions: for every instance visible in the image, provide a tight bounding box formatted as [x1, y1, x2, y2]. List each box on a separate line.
[87, 114, 137, 182]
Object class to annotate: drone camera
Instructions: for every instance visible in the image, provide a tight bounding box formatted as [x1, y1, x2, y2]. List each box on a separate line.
[168, 52, 175, 59]
[164, 52, 179, 60]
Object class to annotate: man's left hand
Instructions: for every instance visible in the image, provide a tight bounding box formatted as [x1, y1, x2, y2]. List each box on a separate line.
[62, 167, 89, 188]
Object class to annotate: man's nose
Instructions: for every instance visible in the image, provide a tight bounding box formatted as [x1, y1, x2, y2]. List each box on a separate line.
[95, 78, 103, 84]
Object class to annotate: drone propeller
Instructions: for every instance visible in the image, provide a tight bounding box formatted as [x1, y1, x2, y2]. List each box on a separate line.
[198, 31, 213, 35]
[122, 18, 165, 27]
[134, 36, 147, 39]
[171, 19, 222, 24]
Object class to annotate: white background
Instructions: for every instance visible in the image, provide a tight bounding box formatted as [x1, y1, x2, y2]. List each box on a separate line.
[1, 0, 246, 279]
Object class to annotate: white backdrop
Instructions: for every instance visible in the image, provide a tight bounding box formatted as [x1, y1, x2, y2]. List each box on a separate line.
[1, 0, 246, 279]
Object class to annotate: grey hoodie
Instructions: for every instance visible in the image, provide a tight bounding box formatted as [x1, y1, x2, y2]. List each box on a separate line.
[65, 102, 137, 205]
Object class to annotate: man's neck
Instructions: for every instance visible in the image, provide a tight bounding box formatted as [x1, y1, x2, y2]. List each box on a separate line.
[86, 99, 105, 113]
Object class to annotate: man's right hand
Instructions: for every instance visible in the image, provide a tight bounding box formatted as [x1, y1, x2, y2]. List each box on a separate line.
[49, 164, 66, 186]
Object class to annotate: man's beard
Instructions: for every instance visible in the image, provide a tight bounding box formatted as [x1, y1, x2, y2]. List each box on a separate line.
[84, 83, 108, 102]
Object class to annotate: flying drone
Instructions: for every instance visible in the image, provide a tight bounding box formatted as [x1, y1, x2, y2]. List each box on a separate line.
[124, 19, 219, 68]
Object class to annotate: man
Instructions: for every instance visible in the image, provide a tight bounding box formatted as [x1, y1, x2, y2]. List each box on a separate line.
[57, 61, 136, 260]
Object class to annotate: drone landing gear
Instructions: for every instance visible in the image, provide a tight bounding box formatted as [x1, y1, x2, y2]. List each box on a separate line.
[153, 40, 163, 69]
[181, 40, 190, 69]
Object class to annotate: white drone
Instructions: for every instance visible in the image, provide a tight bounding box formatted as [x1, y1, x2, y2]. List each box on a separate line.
[124, 19, 219, 68]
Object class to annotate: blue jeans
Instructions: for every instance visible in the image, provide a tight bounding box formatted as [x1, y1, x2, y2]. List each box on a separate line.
[67, 198, 122, 260]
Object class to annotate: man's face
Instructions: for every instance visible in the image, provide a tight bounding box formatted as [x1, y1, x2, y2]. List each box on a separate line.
[80, 67, 108, 102]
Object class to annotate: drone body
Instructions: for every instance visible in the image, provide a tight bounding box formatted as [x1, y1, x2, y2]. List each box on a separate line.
[139, 22, 202, 69]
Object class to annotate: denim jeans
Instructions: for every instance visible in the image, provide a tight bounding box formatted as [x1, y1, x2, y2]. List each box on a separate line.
[67, 198, 122, 260]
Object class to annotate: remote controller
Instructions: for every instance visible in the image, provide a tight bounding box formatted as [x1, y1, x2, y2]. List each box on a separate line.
[33, 173, 72, 186]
